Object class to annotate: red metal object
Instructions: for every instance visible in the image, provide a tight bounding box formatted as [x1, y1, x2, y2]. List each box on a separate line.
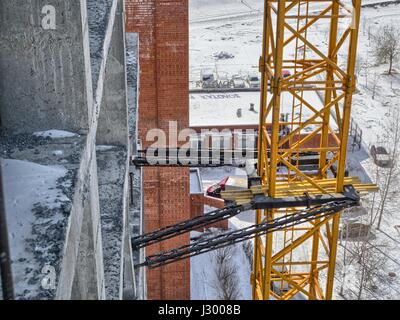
[207, 176, 229, 197]
[282, 69, 291, 77]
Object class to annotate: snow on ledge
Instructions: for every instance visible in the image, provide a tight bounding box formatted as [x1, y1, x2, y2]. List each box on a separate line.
[96, 145, 117, 152]
[33, 130, 78, 139]
[1, 159, 70, 299]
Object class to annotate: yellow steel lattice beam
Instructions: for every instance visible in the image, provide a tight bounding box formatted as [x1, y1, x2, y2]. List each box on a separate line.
[253, 0, 363, 300]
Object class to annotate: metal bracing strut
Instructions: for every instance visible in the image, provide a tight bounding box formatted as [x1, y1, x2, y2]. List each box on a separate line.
[135, 200, 356, 269]
[131, 203, 251, 249]
[132, 184, 359, 251]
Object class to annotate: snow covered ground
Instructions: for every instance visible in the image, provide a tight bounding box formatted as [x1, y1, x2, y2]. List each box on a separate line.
[2, 159, 71, 299]
[190, 231, 252, 300]
[333, 2, 400, 299]
[33, 130, 79, 139]
[190, 91, 329, 130]
[191, 166, 254, 300]
[190, 2, 262, 84]
[189, 0, 400, 300]
[190, 0, 263, 24]
[189, 1, 336, 132]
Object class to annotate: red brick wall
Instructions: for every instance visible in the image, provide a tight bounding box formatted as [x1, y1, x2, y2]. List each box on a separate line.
[126, 0, 190, 300]
[190, 194, 205, 218]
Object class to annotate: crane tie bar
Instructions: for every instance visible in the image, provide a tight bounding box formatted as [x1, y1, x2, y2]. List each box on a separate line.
[135, 200, 356, 269]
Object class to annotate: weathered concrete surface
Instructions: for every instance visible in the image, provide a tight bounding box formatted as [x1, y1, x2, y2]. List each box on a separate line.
[96, 146, 135, 300]
[69, 145, 105, 300]
[0, 0, 104, 300]
[97, 0, 129, 146]
[95, 1, 140, 300]
[126, 32, 145, 299]
[0, 0, 142, 300]
[126, 32, 139, 153]
[87, 0, 114, 92]
[130, 164, 146, 300]
[0, 133, 82, 299]
[0, 0, 93, 135]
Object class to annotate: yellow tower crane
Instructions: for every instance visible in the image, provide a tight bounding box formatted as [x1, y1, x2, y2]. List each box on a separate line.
[132, 0, 377, 301]
[253, 0, 363, 300]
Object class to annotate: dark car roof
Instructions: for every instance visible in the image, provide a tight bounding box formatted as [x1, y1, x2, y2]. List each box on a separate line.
[374, 146, 388, 154]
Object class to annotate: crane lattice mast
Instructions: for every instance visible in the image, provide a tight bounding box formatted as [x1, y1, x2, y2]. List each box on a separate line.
[254, 0, 361, 300]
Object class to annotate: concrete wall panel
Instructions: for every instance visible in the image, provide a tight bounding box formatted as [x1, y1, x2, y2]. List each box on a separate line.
[0, 0, 92, 134]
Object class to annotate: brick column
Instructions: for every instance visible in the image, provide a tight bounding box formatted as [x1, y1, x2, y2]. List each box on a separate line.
[125, 0, 190, 300]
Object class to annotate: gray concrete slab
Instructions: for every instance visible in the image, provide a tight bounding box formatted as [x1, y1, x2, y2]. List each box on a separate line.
[0, 133, 82, 299]
[0, 0, 142, 300]
[0, 1, 93, 135]
[96, 146, 127, 299]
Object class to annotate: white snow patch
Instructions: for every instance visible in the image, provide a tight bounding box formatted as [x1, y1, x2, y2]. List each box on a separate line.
[52, 150, 64, 156]
[96, 145, 117, 152]
[190, 229, 252, 300]
[33, 130, 78, 139]
[190, 0, 262, 23]
[1, 159, 68, 296]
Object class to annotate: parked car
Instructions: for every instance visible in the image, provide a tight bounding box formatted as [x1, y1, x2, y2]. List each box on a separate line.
[217, 73, 232, 88]
[370, 145, 393, 167]
[247, 73, 260, 88]
[201, 68, 216, 83]
[282, 69, 291, 78]
[231, 74, 246, 89]
[232, 78, 246, 89]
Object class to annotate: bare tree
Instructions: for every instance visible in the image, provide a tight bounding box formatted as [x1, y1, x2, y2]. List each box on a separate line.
[242, 240, 253, 268]
[371, 72, 379, 100]
[338, 108, 400, 299]
[338, 216, 357, 298]
[355, 56, 364, 81]
[360, 56, 371, 88]
[338, 199, 391, 300]
[361, 17, 366, 37]
[375, 108, 400, 229]
[341, 204, 388, 300]
[368, 24, 372, 46]
[350, 240, 388, 300]
[211, 246, 241, 300]
[372, 25, 400, 75]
